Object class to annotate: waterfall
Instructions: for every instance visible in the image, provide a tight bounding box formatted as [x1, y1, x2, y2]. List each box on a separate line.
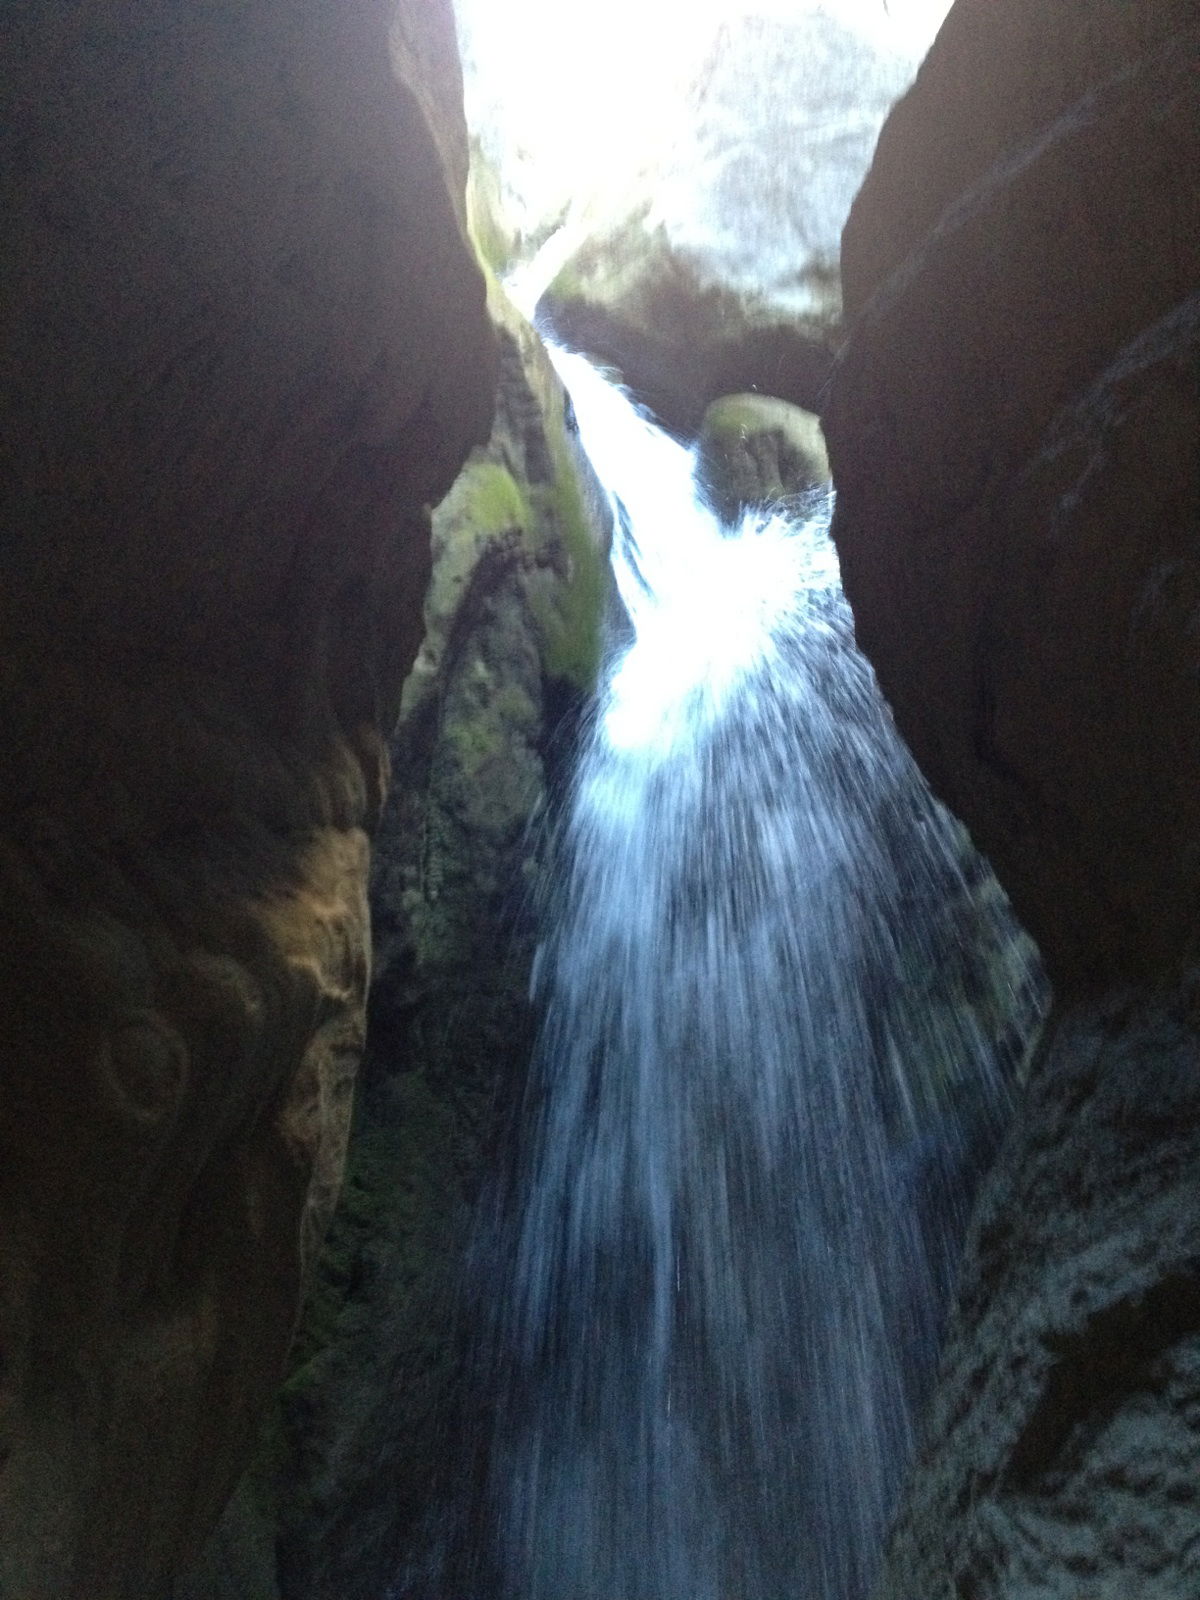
[417, 353, 1041, 1600]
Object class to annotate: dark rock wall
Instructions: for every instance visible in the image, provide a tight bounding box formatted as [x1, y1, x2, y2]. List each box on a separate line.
[878, 984, 1200, 1600]
[0, 3, 494, 1596]
[826, 1, 1200, 992]
[825, 2, 1200, 1593]
[839, 0, 1199, 324]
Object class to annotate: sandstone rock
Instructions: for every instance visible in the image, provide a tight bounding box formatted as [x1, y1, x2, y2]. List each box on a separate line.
[0, 2, 494, 1596]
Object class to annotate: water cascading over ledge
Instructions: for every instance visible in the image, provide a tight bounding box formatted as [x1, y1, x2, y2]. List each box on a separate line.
[411, 353, 1044, 1600]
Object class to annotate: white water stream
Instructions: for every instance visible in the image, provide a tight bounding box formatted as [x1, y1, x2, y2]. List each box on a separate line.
[412, 352, 1039, 1600]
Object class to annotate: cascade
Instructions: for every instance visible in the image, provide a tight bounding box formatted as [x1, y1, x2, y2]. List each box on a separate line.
[413, 353, 1040, 1600]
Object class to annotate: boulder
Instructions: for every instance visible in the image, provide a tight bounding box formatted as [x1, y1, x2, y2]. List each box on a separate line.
[696, 392, 830, 522]
[540, 216, 838, 436]
[524, 6, 935, 431]
[0, 2, 494, 1596]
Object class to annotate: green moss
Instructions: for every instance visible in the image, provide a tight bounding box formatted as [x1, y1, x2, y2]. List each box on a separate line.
[423, 456, 532, 644]
[443, 700, 503, 778]
[697, 392, 831, 519]
[464, 135, 518, 278]
[702, 394, 825, 454]
[493, 681, 539, 730]
[527, 415, 607, 692]
[454, 457, 531, 540]
[285, 1077, 460, 1381]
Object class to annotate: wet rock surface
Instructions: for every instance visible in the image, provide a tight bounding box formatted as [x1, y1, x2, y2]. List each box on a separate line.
[268, 298, 609, 1600]
[0, 2, 494, 1595]
[696, 392, 830, 523]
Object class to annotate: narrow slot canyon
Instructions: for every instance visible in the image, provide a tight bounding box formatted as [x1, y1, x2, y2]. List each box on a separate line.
[1, 4, 1198, 1599]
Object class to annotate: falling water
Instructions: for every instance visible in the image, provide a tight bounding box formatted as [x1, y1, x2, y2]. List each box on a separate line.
[429, 353, 1041, 1600]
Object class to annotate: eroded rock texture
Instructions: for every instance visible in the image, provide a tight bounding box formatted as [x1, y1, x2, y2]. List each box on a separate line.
[824, 2, 1200, 1594]
[0, 3, 494, 1597]
[879, 985, 1200, 1600]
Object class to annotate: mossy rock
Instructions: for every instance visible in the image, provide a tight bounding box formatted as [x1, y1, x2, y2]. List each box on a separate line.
[488, 283, 609, 694]
[403, 286, 610, 726]
[697, 392, 831, 523]
[465, 136, 518, 277]
[525, 408, 607, 693]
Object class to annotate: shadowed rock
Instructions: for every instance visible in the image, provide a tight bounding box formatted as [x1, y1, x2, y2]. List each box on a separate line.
[0, 2, 494, 1596]
[827, 3, 1200, 993]
[696, 391, 830, 522]
[825, 3, 1200, 1594]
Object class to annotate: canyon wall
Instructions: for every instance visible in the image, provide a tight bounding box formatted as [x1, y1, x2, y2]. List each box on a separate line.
[0, 2, 495, 1596]
[824, 2, 1200, 1593]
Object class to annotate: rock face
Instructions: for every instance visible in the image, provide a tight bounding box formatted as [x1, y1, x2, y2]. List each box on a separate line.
[539, 222, 838, 438]
[0, 3, 494, 1597]
[878, 987, 1200, 1600]
[824, 2, 1200, 1593]
[825, 0, 1200, 994]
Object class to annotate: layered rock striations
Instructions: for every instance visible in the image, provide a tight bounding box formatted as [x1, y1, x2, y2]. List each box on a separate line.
[825, 2, 1200, 1593]
[0, 2, 494, 1596]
